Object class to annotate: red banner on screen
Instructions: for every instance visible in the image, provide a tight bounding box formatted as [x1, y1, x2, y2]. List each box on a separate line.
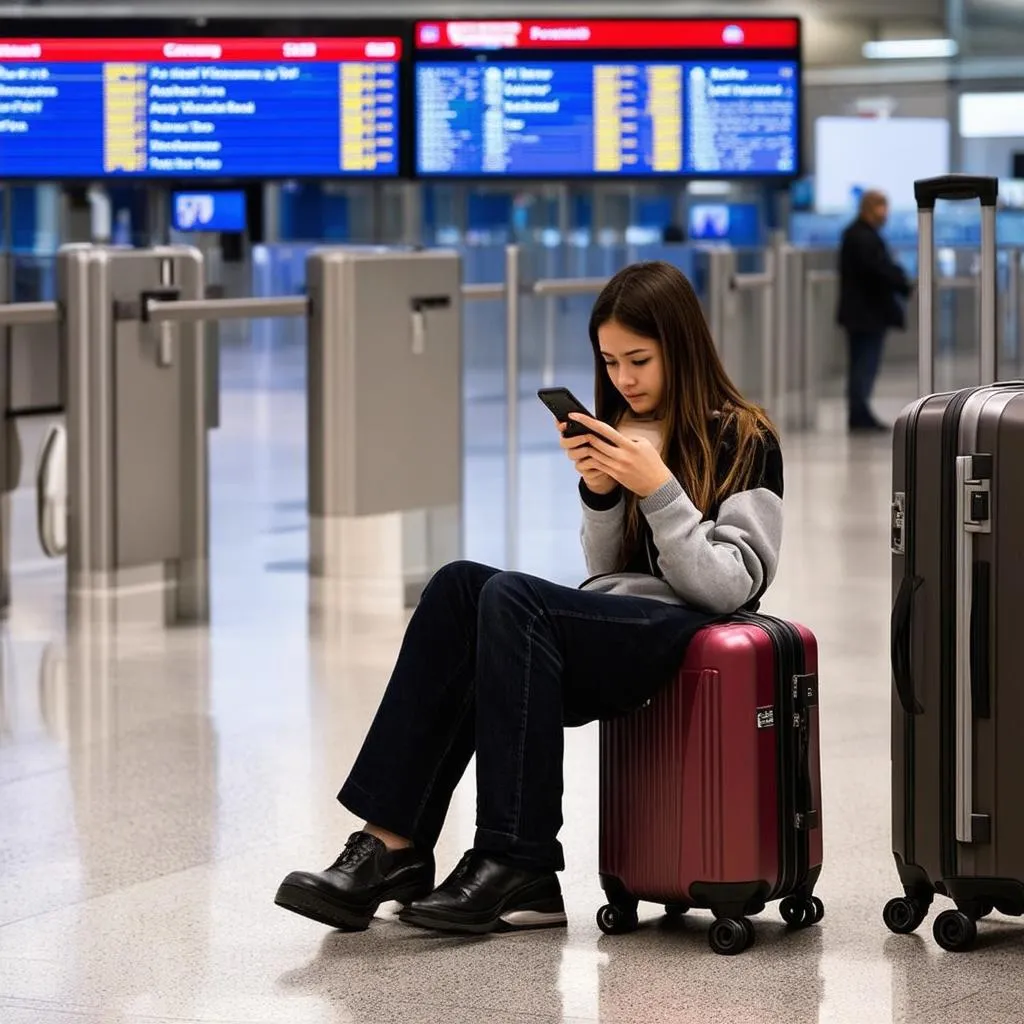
[415, 20, 799, 51]
[0, 38, 403, 62]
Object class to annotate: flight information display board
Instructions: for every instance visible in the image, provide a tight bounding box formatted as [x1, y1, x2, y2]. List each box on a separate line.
[0, 36, 402, 178]
[413, 19, 801, 179]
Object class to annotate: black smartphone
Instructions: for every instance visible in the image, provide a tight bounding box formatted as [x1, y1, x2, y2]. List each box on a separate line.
[537, 387, 596, 438]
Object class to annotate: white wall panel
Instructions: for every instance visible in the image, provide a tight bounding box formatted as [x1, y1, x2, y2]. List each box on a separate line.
[801, 82, 953, 174]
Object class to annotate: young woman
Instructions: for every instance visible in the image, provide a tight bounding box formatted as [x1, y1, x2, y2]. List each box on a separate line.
[275, 260, 784, 937]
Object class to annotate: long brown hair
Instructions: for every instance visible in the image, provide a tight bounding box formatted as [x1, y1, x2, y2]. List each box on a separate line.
[588, 260, 777, 570]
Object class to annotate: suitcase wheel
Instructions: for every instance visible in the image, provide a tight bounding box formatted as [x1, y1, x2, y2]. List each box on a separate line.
[882, 896, 928, 935]
[708, 917, 755, 956]
[780, 895, 825, 929]
[664, 903, 690, 920]
[933, 909, 978, 953]
[596, 903, 639, 936]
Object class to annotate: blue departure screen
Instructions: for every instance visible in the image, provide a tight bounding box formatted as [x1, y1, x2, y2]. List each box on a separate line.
[412, 19, 802, 179]
[416, 59, 797, 178]
[417, 62, 684, 176]
[684, 62, 797, 175]
[0, 37, 401, 179]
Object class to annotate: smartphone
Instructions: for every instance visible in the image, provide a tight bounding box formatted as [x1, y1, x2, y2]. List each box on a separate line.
[537, 387, 596, 438]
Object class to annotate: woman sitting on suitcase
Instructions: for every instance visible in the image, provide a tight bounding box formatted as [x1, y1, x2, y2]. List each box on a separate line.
[275, 259, 784, 936]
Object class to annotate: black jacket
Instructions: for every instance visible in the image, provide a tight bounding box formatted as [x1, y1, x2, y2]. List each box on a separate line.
[836, 218, 912, 334]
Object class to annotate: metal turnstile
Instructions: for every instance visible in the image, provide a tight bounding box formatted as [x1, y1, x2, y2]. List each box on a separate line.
[59, 244, 211, 626]
[306, 247, 463, 606]
[0, 254, 64, 611]
[702, 247, 776, 416]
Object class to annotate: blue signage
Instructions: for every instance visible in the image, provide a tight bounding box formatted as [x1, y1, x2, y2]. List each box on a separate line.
[172, 190, 247, 232]
[0, 35, 402, 179]
[412, 19, 802, 179]
[688, 203, 761, 246]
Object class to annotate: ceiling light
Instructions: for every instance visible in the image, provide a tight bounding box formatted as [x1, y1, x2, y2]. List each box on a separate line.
[863, 38, 959, 59]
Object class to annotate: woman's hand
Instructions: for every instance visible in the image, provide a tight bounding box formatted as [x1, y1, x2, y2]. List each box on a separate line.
[558, 424, 619, 495]
[568, 413, 674, 498]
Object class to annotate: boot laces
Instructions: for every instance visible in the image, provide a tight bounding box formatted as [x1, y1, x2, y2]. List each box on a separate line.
[331, 832, 377, 870]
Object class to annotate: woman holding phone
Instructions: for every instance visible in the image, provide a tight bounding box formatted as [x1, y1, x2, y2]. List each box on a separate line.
[276, 260, 784, 937]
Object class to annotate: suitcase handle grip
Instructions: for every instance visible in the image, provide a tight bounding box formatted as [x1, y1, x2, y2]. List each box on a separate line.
[891, 575, 924, 715]
[915, 174, 999, 210]
[970, 561, 991, 719]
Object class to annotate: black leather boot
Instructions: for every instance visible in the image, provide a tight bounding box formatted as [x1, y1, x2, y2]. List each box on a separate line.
[275, 832, 435, 931]
[398, 850, 566, 935]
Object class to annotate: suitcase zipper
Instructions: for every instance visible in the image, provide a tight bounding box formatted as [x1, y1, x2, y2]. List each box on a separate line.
[736, 613, 811, 898]
[900, 399, 925, 868]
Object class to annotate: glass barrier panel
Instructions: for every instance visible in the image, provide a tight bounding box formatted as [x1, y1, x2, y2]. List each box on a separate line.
[458, 239, 509, 570]
[11, 254, 56, 302]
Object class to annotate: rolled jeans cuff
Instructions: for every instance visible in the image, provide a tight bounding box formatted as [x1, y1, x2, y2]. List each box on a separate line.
[474, 826, 565, 873]
[337, 777, 423, 848]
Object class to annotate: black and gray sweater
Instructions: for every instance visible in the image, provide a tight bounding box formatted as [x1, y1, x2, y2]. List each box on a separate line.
[578, 420, 784, 615]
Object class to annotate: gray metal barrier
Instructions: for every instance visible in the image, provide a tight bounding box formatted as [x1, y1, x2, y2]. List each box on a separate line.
[504, 246, 521, 571]
[0, 295, 62, 609]
[731, 251, 776, 416]
[305, 247, 462, 605]
[0, 249, 232, 623]
[60, 244, 210, 628]
[0, 247, 62, 425]
[775, 246, 816, 432]
[147, 245, 465, 608]
[801, 267, 837, 430]
[0, 243, 473, 619]
[1010, 251, 1024, 378]
[702, 248, 776, 415]
[502, 245, 610, 570]
[0, 302, 57, 326]
[799, 249, 1024, 423]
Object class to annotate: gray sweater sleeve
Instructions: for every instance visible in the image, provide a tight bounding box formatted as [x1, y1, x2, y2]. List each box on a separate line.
[638, 477, 783, 614]
[579, 485, 625, 576]
[577, 433, 785, 614]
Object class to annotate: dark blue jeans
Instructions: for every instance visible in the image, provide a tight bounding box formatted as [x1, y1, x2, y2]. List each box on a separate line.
[338, 560, 717, 871]
[847, 329, 886, 428]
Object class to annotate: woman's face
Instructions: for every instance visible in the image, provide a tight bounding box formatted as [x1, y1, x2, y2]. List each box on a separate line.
[597, 319, 665, 417]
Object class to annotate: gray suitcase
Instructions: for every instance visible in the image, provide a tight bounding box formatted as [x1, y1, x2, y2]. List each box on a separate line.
[884, 174, 1024, 952]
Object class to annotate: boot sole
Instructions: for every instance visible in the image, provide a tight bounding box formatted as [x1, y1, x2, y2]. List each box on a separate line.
[399, 897, 567, 936]
[275, 880, 432, 932]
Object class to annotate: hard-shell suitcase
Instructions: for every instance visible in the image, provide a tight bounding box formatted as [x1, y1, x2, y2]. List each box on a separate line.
[884, 174, 1024, 951]
[597, 615, 824, 956]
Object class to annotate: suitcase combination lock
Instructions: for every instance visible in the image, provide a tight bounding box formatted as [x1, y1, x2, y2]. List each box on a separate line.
[891, 491, 906, 554]
[962, 470, 992, 535]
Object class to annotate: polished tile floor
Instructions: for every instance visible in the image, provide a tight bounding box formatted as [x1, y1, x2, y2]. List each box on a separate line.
[1, 346, 1022, 1024]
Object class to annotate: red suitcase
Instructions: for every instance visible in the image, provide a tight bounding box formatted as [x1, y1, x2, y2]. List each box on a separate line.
[597, 614, 824, 955]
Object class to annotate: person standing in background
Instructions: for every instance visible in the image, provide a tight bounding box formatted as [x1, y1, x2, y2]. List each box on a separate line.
[836, 190, 912, 432]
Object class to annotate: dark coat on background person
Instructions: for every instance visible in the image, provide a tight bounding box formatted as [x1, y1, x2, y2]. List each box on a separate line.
[836, 218, 912, 335]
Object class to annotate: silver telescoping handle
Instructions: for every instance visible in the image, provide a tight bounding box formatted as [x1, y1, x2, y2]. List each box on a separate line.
[917, 200, 936, 397]
[915, 175, 1000, 396]
[979, 201, 999, 386]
